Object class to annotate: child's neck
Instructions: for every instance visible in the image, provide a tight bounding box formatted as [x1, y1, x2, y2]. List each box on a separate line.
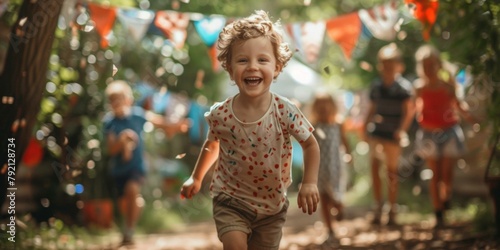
[232, 93, 272, 123]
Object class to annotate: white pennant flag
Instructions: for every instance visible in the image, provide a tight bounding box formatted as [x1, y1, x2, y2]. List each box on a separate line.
[117, 8, 155, 43]
[358, 3, 400, 41]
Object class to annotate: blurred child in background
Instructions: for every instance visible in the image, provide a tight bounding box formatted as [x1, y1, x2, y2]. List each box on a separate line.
[310, 93, 352, 244]
[413, 44, 477, 228]
[363, 43, 415, 226]
[103, 80, 187, 245]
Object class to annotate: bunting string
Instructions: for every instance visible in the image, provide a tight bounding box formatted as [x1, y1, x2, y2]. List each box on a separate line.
[79, 1, 427, 68]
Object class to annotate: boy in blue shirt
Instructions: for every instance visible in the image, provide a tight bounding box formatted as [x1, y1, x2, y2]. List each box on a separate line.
[103, 80, 187, 245]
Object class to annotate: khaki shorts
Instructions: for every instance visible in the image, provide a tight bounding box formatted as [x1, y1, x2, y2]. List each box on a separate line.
[212, 193, 289, 250]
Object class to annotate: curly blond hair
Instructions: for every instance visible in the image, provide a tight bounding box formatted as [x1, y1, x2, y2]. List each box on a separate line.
[216, 10, 292, 74]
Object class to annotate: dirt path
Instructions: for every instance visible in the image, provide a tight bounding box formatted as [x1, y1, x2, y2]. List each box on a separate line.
[97, 204, 499, 250]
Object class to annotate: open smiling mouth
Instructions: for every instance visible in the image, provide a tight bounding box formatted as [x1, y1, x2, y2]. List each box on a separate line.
[244, 77, 262, 85]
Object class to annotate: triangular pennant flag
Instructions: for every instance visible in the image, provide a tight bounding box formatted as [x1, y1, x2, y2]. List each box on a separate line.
[208, 45, 222, 72]
[285, 23, 304, 56]
[154, 10, 190, 49]
[88, 3, 117, 48]
[405, 0, 439, 41]
[193, 16, 226, 47]
[326, 12, 362, 60]
[117, 8, 155, 43]
[359, 3, 400, 41]
[299, 21, 326, 64]
[146, 12, 164, 36]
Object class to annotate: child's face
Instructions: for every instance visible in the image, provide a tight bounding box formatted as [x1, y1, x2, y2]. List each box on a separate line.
[378, 59, 403, 78]
[108, 93, 132, 118]
[227, 37, 281, 99]
[422, 57, 439, 80]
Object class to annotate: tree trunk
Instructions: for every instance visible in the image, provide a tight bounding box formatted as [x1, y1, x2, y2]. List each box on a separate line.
[0, 0, 63, 214]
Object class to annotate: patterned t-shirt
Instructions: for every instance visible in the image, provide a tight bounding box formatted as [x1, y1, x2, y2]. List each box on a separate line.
[206, 93, 314, 215]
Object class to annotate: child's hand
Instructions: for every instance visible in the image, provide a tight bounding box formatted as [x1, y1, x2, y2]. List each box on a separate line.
[180, 176, 201, 199]
[297, 183, 319, 215]
[119, 129, 138, 143]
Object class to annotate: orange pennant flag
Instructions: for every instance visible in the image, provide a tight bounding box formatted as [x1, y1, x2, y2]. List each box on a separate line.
[405, 0, 439, 41]
[88, 3, 117, 48]
[325, 12, 362, 60]
[208, 45, 221, 72]
[154, 10, 190, 49]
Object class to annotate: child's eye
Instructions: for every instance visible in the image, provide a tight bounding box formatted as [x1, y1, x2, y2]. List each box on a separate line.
[259, 58, 269, 62]
[237, 59, 248, 63]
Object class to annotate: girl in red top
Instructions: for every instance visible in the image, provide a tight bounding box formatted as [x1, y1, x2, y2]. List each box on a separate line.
[413, 45, 476, 228]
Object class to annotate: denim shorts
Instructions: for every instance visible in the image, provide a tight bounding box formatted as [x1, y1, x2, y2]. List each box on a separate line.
[112, 171, 145, 197]
[415, 124, 466, 159]
[212, 193, 289, 250]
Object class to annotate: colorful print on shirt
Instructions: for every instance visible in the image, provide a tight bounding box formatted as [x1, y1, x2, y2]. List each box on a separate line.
[205, 93, 313, 215]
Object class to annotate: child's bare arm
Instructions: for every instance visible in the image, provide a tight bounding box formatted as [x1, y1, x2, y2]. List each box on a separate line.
[456, 99, 479, 124]
[297, 135, 320, 215]
[395, 98, 415, 140]
[340, 124, 353, 164]
[145, 111, 189, 138]
[180, 139, 220, 199]
[362, 102, 376, 141]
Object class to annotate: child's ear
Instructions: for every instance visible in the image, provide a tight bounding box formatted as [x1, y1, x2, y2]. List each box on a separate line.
[227, 65, 234, 79]
[274, 63, 283, 79]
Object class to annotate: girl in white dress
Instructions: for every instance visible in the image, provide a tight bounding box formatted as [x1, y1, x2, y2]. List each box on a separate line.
[310, 93, 351, 242]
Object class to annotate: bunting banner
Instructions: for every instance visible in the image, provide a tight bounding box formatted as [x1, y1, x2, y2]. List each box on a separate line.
[117, 8, 155, 43]
[358, 3, 400, 41]
[82, 2, 418, 67]
[88, 3, 117, 48]
[154, 10, 190, 49]
[326, 12, 361, 60]
[193, 16, 226, 47]
[405, 0, 439, 41]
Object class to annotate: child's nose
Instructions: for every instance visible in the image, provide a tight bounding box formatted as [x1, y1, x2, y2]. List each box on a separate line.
[247, 61, 258, 70]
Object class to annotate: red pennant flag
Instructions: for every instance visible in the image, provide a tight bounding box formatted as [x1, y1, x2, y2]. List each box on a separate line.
[405, 0, 439, 41]
[326, 12, 361, 60]
[154, 10, 190, 49]
[208, 45, 221, 72]
[88, 3, 117, 48]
